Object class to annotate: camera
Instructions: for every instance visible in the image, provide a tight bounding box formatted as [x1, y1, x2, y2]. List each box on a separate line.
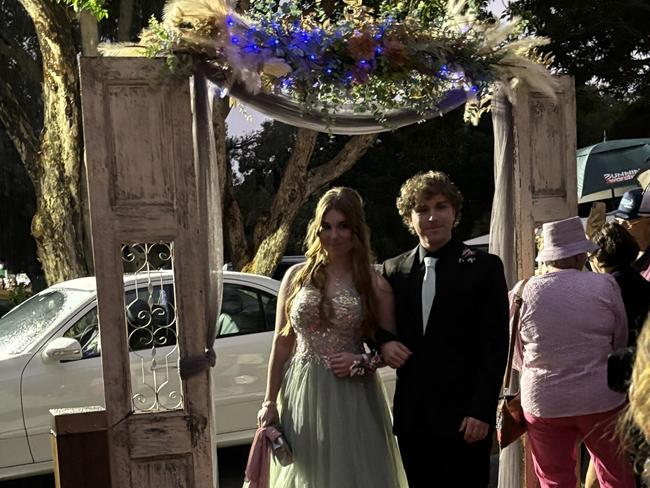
[607, 346, 635, 393]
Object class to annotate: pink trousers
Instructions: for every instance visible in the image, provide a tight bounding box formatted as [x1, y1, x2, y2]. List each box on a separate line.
[524, 407, 635, 488]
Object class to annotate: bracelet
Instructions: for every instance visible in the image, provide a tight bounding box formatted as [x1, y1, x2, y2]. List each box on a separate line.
[262, 400, 277, 408]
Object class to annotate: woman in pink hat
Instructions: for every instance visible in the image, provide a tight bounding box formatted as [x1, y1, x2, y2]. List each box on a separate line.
[511, 216, 635, 488]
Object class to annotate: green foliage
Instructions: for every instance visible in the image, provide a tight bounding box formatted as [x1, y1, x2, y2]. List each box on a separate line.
[56, 0, 108, 20]
[8, 284, 31, 305]
[507, 0, 650, 143]
[143, 0, 548, 127]
[507, 0, 650, 98]
[228, 111, 495, 261]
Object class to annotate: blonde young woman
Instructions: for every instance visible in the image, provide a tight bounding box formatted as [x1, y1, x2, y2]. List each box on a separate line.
[256, 187, 407, 487]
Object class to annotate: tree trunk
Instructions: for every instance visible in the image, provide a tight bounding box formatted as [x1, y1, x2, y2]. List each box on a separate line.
[211, 95, 251, 269]
[242, 128, 318, 276]
[243, 131, 377, 277]
[17, 0, 88, 284]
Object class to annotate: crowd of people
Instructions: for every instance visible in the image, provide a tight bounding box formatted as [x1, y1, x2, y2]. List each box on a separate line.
[247, 170, 650, 488]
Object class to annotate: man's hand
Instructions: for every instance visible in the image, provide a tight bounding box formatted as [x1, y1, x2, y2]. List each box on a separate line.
[459, 416, 489, 443]
[380, 341, 412, 368]
[327, 352, 359, 377]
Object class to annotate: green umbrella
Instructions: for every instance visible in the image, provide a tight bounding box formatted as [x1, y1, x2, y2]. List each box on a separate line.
[577, 138, 648, 203]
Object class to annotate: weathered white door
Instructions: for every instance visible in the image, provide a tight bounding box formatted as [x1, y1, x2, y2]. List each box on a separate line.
[512, 76, 578, 279]
[79, 57, 219, 487]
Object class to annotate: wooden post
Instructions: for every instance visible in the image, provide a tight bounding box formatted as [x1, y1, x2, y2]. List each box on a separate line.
[50, 407, 110, 488]
[72, 57, 220, 487]
[492, 76, 578, 488]
[511, 76, 578, 488]
[512, 76, 578, 280]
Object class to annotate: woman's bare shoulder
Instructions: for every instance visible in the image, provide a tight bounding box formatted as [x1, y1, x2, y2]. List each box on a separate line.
[371, 268, 393, 294]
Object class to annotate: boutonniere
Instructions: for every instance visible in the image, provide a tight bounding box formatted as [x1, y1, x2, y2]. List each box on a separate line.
[458, 247, 477, 264]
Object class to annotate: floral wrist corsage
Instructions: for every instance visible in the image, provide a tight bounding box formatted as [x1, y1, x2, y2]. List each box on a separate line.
[349, 351, 383, 376]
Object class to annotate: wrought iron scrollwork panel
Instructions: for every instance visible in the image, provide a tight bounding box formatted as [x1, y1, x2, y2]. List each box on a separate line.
[122, 242, 183, 413]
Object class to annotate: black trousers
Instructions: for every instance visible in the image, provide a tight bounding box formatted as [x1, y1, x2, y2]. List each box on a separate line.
[397, 430, 492, 488]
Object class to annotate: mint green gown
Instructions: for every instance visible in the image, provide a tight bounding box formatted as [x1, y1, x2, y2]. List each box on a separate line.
[269, 284, 408, 487]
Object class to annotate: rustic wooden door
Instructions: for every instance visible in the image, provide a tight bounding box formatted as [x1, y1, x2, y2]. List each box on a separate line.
[79, 57, 220, 487]
[512, 76, 578, 280]
[510, 76, 578, 488]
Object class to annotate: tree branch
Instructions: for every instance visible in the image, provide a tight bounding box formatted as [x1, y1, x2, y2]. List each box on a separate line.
[253, 128, 318, 248]
[306, 133, 377, 194]
[0, 79, 40, 185]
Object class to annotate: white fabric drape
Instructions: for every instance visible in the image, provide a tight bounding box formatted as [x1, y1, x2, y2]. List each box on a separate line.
[489, 89, 517, 287]
[490, 88, 524, 488]
[220, 80, 469, 135]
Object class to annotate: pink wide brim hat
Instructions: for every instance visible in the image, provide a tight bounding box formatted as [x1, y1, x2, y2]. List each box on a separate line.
[536, 216, 599, 263]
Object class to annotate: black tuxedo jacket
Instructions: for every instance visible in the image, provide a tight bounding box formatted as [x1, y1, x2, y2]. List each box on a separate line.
[381, 239, 509, 438]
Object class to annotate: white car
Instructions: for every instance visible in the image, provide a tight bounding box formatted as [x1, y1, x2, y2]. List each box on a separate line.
[0, 271, 396, 481]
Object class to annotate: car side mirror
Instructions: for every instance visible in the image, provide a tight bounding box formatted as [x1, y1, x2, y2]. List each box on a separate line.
[42, 337, 83, 363]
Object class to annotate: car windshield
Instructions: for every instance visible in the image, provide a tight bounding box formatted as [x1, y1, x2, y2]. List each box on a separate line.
[0, 288, 92, 356]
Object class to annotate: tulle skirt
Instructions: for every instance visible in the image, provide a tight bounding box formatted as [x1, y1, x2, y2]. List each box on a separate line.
[269, 357, 408, 488]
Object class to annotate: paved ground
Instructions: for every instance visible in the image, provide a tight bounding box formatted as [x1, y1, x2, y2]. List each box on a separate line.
[1, 447, 499, 487]
[0, 446, 250, 488]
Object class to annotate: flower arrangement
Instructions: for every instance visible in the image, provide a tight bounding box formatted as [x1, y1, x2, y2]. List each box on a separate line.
[459, 246, 478, 264]
[109, 0, 556, 125]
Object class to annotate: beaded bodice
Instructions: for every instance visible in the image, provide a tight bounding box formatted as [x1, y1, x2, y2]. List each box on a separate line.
[290, 284, 364, 365]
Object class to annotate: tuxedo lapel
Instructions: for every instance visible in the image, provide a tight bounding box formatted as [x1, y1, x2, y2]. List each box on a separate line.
[399, 247, 424, 339]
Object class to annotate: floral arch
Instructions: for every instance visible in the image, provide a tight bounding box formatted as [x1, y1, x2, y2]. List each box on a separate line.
[104, 0, 556, 134]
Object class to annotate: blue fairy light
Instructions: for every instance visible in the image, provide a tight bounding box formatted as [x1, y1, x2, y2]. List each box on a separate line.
[326, 68, 333, 75]
[375, 46, 384, 55]
[226, 16, 234, 27]
[309, 54, 317, 61]
[359, 59, 369, 67]
[231, 36, 239, 44]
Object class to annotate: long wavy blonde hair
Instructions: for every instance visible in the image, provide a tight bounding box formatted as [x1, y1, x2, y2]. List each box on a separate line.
[619, 315, 650, 473]
[281, 187, 378, 339]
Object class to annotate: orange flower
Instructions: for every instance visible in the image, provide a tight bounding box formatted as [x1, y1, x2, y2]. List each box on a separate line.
[383, 37, 409, 69]
[347, 30, 376, 61]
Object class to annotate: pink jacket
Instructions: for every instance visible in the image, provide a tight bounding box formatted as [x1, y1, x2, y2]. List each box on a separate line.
[512, 269, 628, 418]
[244, 426, 283, 488]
